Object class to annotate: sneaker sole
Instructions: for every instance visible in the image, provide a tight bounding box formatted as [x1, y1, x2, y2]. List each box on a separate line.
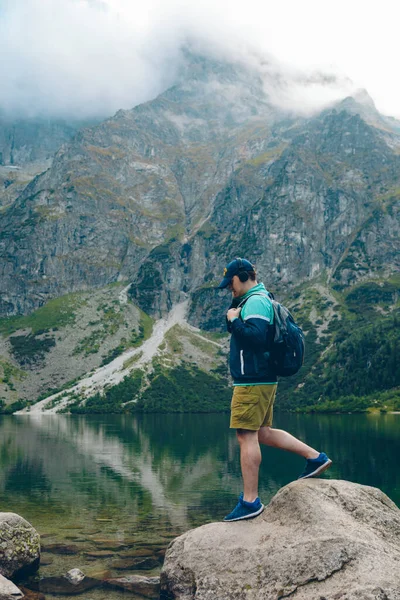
[223, 504, 265, 522]
[299, 459, 332, 479]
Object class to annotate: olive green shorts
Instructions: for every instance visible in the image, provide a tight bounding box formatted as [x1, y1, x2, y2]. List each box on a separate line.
[230, 384, 277, 431]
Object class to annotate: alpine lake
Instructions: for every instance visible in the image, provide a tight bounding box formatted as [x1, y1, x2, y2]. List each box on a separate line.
[1, 412, 399, 599]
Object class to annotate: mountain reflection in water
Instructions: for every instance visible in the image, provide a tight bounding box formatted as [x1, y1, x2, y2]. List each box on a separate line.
[0, 412, 399, 535]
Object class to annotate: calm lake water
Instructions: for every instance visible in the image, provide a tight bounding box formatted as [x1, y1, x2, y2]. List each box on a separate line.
[0, 412, 399, 598]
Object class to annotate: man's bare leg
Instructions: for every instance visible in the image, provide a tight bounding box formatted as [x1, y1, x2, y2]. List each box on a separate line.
[258, 426, 319, 459]
[236, 429, 261, 502]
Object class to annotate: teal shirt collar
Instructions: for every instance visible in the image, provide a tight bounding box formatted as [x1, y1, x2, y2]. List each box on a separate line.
[239, 282, 268, 301]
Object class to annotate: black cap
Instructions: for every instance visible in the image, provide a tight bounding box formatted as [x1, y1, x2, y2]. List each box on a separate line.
[217, 258, 255, 288]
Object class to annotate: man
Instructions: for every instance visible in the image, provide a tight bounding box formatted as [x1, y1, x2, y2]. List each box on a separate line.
[218, 257, 332, 522]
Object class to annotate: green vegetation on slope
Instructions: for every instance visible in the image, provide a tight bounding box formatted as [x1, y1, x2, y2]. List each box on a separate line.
[278, 279, 400, 413]
[69, 369, 144, 414]
[9, 333, 56, 366]
[67, 363, 230, 415]
[0, 293, 80, 336]
[134, 363, 231, 413]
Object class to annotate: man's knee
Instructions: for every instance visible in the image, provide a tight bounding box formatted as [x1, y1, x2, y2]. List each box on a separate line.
[258, 426, 273, 444]
[236, 428, 258, 444]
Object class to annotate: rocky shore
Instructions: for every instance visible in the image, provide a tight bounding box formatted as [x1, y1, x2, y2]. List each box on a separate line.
[0, 512, 161, 599]
[2, 480, 400, 599]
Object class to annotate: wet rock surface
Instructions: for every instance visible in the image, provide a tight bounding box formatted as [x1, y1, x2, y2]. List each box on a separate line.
[117, 547, 155, 558]
[106, 574, 160, 598]
[0, 574, 24, 600]
[161, 479, 400, 600]
[112, 557, 160, 571]
[37, 572, 101, 594]
[84, 550, 115, 558]
[41, 543, 80, 555]
[0, 513, 40, 579]
[18, 586, 46, 600]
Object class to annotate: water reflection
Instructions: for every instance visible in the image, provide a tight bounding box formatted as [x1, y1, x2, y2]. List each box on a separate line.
[5, 457, 52, 498]
[0, 412, 398, 536]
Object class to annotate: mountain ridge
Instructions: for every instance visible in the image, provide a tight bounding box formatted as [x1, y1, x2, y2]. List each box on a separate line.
[0, 51, 399, 412]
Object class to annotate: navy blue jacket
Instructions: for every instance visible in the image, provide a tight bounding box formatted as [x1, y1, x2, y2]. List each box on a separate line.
[227, 284, 277, 384]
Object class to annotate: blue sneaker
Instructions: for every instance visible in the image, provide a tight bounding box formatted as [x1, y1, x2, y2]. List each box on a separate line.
[298, 452, 332, 479]
[223, 494, 264, 522]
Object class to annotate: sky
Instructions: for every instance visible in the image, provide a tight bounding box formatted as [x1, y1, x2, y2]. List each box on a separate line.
[1, 0, 399, 120]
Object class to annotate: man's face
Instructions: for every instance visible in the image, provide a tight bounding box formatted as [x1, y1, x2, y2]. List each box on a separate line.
[227, 275, 245, 298]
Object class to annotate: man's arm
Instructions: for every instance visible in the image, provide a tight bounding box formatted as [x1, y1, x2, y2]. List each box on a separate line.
[228, 296, 274, 349]
[229, 315, 270, 349]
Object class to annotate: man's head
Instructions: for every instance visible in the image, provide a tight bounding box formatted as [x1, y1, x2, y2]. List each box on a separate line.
[218, 257, 258, 298]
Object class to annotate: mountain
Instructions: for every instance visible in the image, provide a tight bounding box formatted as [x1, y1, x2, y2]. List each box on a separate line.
[0, 50, 399, 413]
[0, 117, 98, 210]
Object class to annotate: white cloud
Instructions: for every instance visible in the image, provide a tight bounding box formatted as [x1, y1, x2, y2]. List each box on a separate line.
[1, 0, 399, 119]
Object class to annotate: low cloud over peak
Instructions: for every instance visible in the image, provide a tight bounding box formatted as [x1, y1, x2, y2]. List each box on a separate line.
[0, 0, 397, 121]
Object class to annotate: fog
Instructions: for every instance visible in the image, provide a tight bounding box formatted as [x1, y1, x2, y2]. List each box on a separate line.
[1, 0, 398, 120]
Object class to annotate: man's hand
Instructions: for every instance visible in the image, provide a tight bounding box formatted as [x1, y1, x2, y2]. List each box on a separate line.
[227, 307, 241, 322]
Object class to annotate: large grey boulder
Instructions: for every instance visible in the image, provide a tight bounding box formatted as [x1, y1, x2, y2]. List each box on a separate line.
[161, 479, 400, 599]
[0, 513, 40, 579]
[0, 574, 23, 600]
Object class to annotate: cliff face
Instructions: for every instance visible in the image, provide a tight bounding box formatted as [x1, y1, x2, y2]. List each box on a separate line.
[0, 118, 83, 167]
[0, 118, 98, 213]
[0, 53, 285, 316]
[2, 53, 398, 321]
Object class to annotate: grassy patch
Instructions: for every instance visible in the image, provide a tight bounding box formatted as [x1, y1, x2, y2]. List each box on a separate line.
[0, 360, 26, 386]
[246, 145, 286, 167]
[100, 342, 127, 365]
[0, 293, 82, 337]
[73, 302, 131, 357]
[122, 352, 143, 370]
[178, 328, 222, 354]
[72, 330, 103, 356]
[298, 388, 400, 414]
[165, 326, 184, 354]
[131, 310, 153, 347]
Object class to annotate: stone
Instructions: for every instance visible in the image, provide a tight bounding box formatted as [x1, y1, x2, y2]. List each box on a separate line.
[106, 575, 160, 598]
[85, 568, 112, 580]
[38, 572, 101, 594]
[0, 513, 40, 579]
[113, 557, 160, 571]
[41, 543, 79, 555]
[84, 550, 114, 558]
[0, 574, 23, 600]
[92, 540, 127, 551]
[117, 548, 155, 558]
[161, 479, 400, 600]
[64, 568, 85, 584]
[18, 586, 45, 600]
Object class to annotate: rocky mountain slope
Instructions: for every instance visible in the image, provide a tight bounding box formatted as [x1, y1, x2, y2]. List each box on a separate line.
[0, 117, 97, 209]
[0, 283, 229, 413]
[0, 50, 399, 412]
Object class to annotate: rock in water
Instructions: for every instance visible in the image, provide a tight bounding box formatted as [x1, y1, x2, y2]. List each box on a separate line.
[0, 574, 23, 600]
[161, 479, 400, 600]
[106, 575, 160, 598]
[38, 573, 101, 594]
[64, 568, 85, 585]
[0, 513, 40, 579]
